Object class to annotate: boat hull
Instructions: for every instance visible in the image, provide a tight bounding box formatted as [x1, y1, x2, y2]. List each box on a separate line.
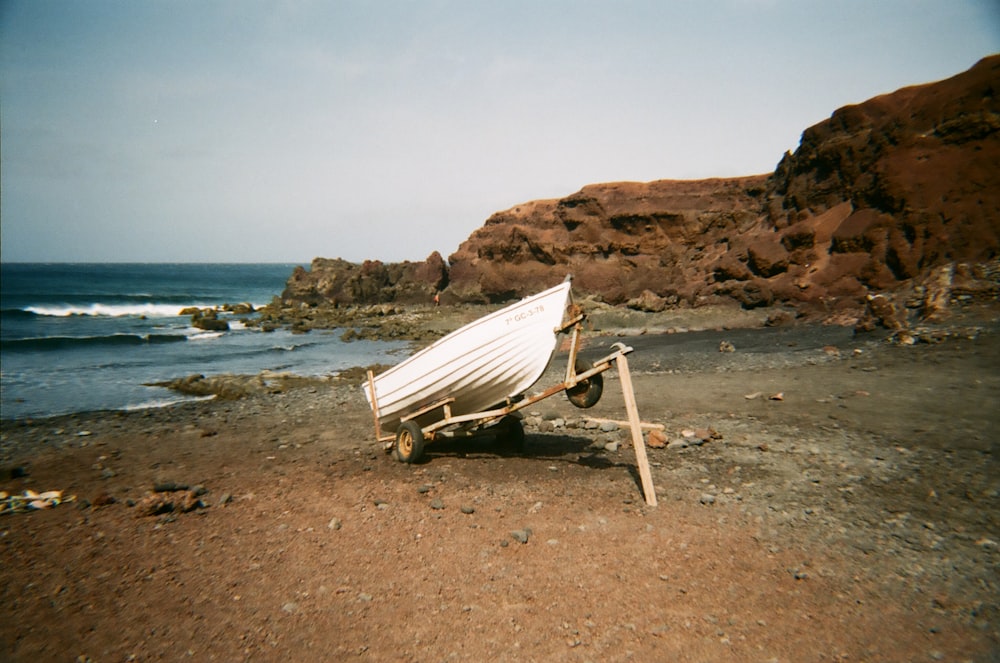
[364, 281, 573, 433]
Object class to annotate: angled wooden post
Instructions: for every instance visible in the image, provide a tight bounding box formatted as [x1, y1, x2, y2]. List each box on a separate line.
[367, 370, 387, 445]
[615, 353, 657, 507]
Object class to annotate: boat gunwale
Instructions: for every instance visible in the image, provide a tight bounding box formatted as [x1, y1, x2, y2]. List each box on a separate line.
[366, 280, 573, 427]
[371, 280, 572, 389]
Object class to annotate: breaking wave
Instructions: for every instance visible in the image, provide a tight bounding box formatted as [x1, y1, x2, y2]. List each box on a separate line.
[22, 303, 210, 318]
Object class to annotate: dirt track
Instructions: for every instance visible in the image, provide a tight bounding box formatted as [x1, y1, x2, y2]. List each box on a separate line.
[1, 312, 998, 661]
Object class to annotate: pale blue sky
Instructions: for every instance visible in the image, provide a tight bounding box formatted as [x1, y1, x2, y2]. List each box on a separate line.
[2, 0, 997, 263]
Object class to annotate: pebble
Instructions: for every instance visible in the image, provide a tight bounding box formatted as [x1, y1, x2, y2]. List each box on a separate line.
[429, 498, 445, 510]
[700, 493, 716, 505]
[600, 421, 619, 432]
[646, 429, 668, 448]
[604, 441, 619, 452]
[417, 484, 433, 494]
[281, 602, 298, 614]
[328, 517, 342, 531]
[975, 537, 997, 551]
[668, 440, 689, 450]
[154, 481, 189, 493]
[511, 528, 531, 544]
[460, 505, 475, 515]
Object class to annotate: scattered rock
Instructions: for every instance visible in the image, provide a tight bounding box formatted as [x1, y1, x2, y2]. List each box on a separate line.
[975, 537, 998, 552]
[694, 428, 721, 441]
[92, 492, 116, 507]
[154, 481, 189, 493]
[627, 289, 668, 313]
[135, 490, 205, 517]
[719, 340, 736, 353]
[646, 429, 668, 448]
[855, 294, 905, 333]
[190, 308, 230, 332]
[511, 529, 532, 544]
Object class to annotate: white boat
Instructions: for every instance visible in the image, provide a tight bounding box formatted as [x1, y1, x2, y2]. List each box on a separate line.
[364, 279, 574, 435]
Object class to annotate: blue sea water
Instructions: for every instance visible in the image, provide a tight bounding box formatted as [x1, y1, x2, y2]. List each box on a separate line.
[0, 263, 407, 420]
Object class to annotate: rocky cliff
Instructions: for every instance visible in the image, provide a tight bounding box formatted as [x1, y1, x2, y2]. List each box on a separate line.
[282, 55, 1000, 321]
[282, 252, 448, 306]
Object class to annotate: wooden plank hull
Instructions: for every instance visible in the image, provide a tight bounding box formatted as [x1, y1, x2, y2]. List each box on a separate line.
[364, 281, 573, 433]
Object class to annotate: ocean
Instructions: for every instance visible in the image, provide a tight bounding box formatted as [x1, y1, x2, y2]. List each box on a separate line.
[0, 263, 407, 420]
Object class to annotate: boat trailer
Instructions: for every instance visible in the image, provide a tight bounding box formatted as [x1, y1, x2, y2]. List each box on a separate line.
[366, 312, 659, 506]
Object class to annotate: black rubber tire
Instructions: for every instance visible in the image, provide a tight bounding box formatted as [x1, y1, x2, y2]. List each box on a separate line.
[498, 416, 526, 453]
[567, 358, 603, 409]
[394, 421, 425, 463]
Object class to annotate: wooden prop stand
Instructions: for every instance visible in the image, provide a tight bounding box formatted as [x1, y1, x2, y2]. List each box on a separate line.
[615, 353, 658, 507]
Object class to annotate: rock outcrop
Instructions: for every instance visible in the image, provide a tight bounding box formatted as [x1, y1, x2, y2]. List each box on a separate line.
[281, 55, 1000, 321]
[281, 252, 448, 306]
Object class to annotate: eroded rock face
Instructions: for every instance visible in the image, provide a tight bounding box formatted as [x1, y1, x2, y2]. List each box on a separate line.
[282, 56, 1000, 320]
[281, 252, 448, 306]
[445, 177, 770, 305]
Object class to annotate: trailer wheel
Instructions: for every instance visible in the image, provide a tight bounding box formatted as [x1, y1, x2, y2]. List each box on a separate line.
[567, 358, 603, 409]
[394, 421, 425, 463]
[498, 416, 526, 453]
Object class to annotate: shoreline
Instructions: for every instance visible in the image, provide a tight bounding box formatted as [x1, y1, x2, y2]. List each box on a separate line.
[2, 299, 993, 428]
[0, 301, 816, 427]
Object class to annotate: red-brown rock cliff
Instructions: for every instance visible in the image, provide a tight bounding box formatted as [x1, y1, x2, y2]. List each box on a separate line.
[284, 55, 1000, 317]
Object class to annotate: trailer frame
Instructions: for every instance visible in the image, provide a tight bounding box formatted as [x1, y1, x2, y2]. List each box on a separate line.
[366, 313, 658, 506]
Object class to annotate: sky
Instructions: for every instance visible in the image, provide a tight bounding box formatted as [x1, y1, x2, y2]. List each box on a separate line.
[1, 1, 998, 264]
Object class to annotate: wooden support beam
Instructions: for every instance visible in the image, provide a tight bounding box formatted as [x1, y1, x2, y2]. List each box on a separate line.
[367, 371, 394, 445]
[615, 353, 657, 507]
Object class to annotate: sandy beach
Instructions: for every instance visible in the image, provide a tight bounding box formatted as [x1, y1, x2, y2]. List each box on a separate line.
[1, 306, 998, 662]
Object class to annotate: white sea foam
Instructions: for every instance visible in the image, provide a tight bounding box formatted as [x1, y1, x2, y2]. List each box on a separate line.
[25, 303, 210, 318]
[24, 302, 269, 318]
[188, 331, 225, 341]
[124, 394, 216, 411]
